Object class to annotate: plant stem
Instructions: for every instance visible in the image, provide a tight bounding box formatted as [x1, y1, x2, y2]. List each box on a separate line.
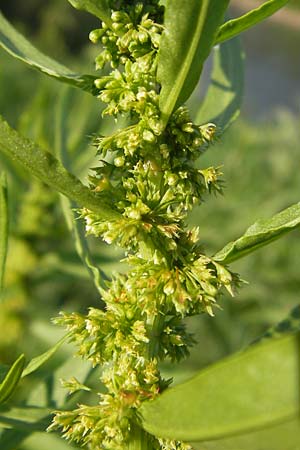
[148, 313, 165, 359]
[128, 423, 153, 450]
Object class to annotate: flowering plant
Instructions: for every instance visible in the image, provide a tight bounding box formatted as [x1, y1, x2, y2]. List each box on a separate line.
[0, 1, 299, 449]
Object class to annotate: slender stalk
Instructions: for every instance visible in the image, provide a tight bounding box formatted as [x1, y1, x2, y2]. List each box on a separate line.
[128, 423, 152, 450]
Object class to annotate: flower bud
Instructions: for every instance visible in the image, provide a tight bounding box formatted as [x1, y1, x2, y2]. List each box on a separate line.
[163, 279, 175, 295]
[114, 156, 125, 167]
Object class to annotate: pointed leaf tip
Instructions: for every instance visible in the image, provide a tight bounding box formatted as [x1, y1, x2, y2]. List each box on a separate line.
[0, 354, 26, 404]
[0, 12, 97, 94]
[214, 202, 300, 264]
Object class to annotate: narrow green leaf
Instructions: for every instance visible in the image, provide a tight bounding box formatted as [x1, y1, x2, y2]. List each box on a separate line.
[0, 117, 121, 221]
[215, 0, 290, 45]
[158, 0, 230, 124]
[23, 344, 95, 410]
[22, 334, 69, 378]
[67, 0, 113, 27]
[140, 333, 300, 442]
[0, 12, 97, 94]
[195, 37, 244, 131]
[214, 202, 300, 264]
[0, 172, 8, 294]
[0, 354, 26, 404]
[55, 90, 108, 293]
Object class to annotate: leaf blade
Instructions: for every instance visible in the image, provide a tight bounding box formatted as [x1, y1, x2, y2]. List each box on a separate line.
[0, 354, 26, 405]
[215, 0, 290, 45]
[191, 418, 300, 450]
[158, 0, 230, 124]
[140, 334, 300, 441]
[67, 0, 112, 27]
[22, 334, 69, 378]
[0, 172, 8, 294]
[0, 116, 120, 221]
[195, 36, 244, 130]
[0, 12, 97, 94]
[214, 202, 300, 264]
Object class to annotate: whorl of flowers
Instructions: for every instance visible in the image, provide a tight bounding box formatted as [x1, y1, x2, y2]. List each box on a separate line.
[50, 1, 238, 449]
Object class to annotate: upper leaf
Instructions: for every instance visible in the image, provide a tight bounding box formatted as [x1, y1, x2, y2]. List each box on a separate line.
[215, 0, 290, 45]
[22, 334, 69, 378]
[67, 0, 113, 27]
[214, 202, 300, 264]
[0, 117, 121, 221]
[140, 333, 300, 442]
[195, 36, 244, 131]
[0, 12, 97, 94]
[158, 0, 230, 124]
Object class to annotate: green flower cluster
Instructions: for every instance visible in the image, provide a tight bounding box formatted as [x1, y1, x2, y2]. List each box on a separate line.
[51, 1, 238, 449]
[90, 1, 164, 70]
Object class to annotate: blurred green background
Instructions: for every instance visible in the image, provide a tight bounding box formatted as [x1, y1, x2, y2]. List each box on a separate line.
[0, 1, 299, 449]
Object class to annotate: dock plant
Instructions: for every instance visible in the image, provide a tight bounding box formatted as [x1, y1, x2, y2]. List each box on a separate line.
[0, 1, 299, 449]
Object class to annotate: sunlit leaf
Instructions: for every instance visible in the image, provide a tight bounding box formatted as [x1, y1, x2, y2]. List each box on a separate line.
[215, 0, 289, 45]
[158, 0, 230, 124]
[0, 12, 97, 94]
[22, 334, 69, 378]
[140, 334, 300, 442]
[214, 202, 300, 264]
[67, 0, 112, 27]
[0, 116, 120, 221]
[192, 418, 300, 450]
